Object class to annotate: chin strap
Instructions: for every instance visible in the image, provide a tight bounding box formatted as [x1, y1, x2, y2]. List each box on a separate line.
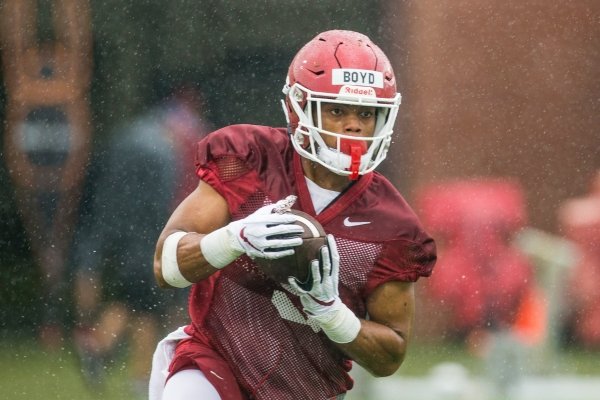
[313, 137, 369, 180]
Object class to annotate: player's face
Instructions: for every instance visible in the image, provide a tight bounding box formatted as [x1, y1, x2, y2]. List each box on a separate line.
[317, 103, 377, 149]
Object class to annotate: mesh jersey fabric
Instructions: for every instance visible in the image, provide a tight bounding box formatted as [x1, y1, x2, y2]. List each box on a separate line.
[173, 124, 436, 399]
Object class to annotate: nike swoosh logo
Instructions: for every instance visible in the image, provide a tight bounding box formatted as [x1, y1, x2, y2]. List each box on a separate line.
[343, 217, 371, 227]
[240, 227, 260, 251]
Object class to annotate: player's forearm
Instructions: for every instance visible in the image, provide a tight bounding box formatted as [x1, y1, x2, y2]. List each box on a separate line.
[154, 231, 223, 288]
[176, 232, 223, 282]
[337, 319, 407, 377]
[156, 198, 304, 288]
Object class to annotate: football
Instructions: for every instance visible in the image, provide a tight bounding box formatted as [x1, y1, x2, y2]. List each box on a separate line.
[254, 210, 327, 289]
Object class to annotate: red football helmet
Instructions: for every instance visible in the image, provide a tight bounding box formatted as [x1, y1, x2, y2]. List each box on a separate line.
[282, 30, 401, 179]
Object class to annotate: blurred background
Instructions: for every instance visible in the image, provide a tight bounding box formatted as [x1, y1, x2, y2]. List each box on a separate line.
[0, 0, 598, 399]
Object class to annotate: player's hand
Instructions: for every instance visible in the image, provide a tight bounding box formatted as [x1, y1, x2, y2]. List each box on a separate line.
[227, 196, 304, 260]
[201, 195, 304, 269]
[288, 234, 340, 315]
[288, 234, 360, 344]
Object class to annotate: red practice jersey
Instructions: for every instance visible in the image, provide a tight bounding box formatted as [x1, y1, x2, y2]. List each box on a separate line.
[176, 124, 436, 399]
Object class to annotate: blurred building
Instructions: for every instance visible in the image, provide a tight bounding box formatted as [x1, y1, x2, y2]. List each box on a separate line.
[382, 0, 600, 233]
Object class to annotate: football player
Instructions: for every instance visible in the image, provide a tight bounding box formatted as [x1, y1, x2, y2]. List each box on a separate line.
[151, 30, 436, 400]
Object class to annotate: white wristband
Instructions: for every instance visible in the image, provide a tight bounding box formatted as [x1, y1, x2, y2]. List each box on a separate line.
[199, 226, 243, 269]
[161, 231, 193, 288]
[308, 299, 361, 344]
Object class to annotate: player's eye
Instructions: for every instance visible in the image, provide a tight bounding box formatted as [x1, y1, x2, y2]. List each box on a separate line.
[359, 108, 376, 119]
[329, 107, 343, 116]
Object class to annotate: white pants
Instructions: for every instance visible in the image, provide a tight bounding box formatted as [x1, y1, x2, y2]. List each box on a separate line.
[162, 369, 221, 400]
[149, 326, 218, 400]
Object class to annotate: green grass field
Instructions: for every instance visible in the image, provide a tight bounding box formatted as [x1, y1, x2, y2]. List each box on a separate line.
[0, 339, 139, 400]
[0, 336, 597, 400]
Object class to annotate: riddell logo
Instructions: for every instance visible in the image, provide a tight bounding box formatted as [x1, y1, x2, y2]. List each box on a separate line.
[340, 85, 376, 97]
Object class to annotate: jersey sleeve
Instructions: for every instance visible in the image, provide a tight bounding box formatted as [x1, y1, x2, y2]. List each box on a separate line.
[364, 233, 436, 296]
[363, 179, 438, 295]
[194, 124, 290, 214]
[376, 233, 436, 278]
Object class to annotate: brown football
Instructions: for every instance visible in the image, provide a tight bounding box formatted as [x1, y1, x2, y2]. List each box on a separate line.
[254, 210, 327, 289]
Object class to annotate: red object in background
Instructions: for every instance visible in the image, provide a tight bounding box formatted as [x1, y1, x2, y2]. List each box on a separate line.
[558, 171, 600, 349]
[417, 179, 536, 338]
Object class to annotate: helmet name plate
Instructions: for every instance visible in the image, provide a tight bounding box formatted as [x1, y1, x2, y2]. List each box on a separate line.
[332, 69, 383, 88]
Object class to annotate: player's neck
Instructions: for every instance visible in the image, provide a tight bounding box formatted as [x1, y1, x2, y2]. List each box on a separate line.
[301, 157, 351, 192]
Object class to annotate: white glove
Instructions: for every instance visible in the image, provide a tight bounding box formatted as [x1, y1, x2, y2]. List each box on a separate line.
[288, 235, 361, 343]
[290, 234, 340, 312]
[228, 201, 304, 259]
[200, 196, 304, 268]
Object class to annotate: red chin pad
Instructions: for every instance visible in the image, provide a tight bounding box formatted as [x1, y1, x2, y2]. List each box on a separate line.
[340, 139, 367, 180]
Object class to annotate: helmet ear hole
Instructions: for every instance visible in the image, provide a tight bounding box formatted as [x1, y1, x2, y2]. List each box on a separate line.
[285, 85, 308, 129]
